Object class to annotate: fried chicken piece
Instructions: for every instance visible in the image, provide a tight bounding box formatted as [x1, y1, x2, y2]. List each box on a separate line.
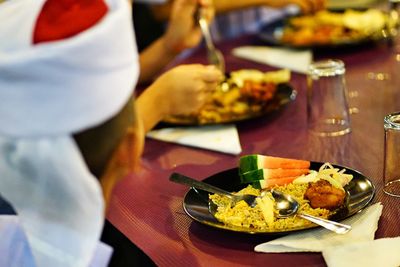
[240, 80, 277, 102]
[304, 180, 345, 210]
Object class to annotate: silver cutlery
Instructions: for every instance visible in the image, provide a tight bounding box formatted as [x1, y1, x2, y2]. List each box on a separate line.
[196, 7, 225, 74]
[169, 172, 257, 207]
[271, 189, 352, 234]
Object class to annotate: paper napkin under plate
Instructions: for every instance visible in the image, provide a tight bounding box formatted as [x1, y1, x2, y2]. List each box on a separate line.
[146, 124, 242, 155]
[255, 203, 400, 267]
[322, 236, 400, 267]
[232, 46, 312, 74]
[255, 202, 382, 253]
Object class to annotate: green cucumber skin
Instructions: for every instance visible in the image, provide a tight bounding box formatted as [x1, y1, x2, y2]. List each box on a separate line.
[239, 154, 264, 174]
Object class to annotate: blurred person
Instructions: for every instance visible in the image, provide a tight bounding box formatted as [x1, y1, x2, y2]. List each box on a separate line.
[0, 0, 220, 267]
[0, 0, 132, 265]
[132, 0, 166, 52]
[150, 0, 326, 20]
[134, 0, 326, 48]
[136, 0, 215, 85]
[208, 0, 326, 41]
[106, 0, 219, 203]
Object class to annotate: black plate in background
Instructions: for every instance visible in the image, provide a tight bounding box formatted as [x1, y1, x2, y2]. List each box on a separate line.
[182, 162, 375, 235]
[162, 83, 296, 126]
[257, 13, 392, 50]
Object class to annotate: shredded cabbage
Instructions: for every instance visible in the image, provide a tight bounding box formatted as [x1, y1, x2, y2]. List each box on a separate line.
[293, 162, 353, 190]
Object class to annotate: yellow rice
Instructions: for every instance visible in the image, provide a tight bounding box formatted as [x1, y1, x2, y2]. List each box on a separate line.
[209, 183, 331, 231]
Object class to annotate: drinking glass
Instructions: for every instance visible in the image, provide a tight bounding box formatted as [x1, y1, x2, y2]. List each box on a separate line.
[307, 59, 351, 137]
[383, 112, 400, 197]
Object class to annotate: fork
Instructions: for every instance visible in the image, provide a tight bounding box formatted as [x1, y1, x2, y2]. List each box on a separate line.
[169, 172, 258, 207]
[196, 7, 225, 74]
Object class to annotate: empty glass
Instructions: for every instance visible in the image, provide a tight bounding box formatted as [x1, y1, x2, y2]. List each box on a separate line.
[307, 59, 351, 137]
[383, 112, 400, 197]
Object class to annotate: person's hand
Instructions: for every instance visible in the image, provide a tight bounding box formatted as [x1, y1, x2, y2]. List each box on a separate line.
[163, 0, 214, 54]
[154, 64, 223, 116]
[264, 0, 326, 14]
[136, 64, 223, 132]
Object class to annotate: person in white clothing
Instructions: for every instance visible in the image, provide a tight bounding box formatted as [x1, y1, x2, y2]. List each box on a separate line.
[0, 0, 221, 266]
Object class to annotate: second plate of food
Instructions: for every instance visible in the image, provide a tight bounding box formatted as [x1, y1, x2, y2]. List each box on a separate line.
[258, 9, 392, 50]
[162, 69, 296, 125]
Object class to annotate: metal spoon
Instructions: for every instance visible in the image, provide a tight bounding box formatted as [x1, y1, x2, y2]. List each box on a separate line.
[271, 189, 352, 234]
[196, 7, 225, 74]
[169, 173, 257, 207]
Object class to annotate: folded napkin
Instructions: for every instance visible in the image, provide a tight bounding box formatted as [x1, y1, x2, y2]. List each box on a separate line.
[255, 203, 396, 266]
[232, 46, 312, 74]
[146, 124, 242, 155]
[322, 236, 400, 267]
[255, 202, 382, 253]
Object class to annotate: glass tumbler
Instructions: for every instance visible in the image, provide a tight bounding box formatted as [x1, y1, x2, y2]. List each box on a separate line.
[383, 112, 400, 197]
[307, 59, 351, 137]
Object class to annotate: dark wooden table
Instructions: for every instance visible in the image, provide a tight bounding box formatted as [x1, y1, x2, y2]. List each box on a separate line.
[106, 34, 400, 267]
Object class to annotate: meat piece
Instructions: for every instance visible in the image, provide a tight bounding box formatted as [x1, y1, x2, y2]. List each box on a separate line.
[240, 80, 277, 102]
[304, 180, 345, 210]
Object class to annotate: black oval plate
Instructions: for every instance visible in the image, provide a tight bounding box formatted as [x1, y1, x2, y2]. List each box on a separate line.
[162, 83, 296, 126]
[258, 14, 391, 50]
[182, 162, 375, 235]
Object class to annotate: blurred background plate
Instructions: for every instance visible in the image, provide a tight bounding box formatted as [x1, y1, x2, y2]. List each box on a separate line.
[327, 0, 385, 10]
[258, 8, 392, 50]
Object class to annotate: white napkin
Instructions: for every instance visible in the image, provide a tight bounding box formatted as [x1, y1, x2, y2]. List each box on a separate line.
[146, 124, 242, 155]
[255, 202, 382, 253]
[322, 236, 400, 267]
[232, 46, 312, 74]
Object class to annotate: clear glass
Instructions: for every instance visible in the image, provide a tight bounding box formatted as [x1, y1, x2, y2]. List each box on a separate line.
[383, 112, 400, 197]
[307, 59, 351, 137]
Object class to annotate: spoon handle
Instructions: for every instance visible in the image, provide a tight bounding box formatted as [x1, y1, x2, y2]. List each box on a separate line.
[170, 173, 233, 197]
[299, 213, 352, 234]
